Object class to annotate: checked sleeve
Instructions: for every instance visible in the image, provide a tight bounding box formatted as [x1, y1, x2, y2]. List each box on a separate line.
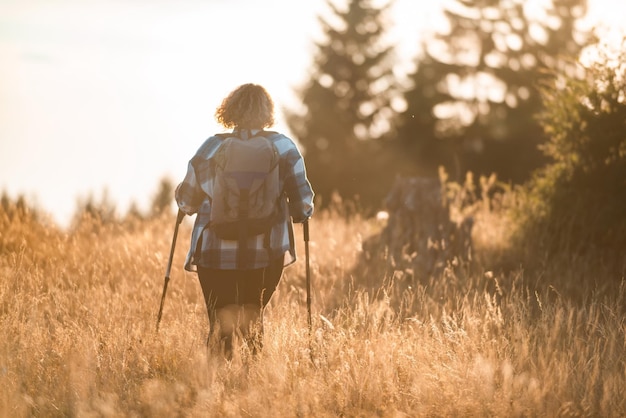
[283, 143, 314, 223]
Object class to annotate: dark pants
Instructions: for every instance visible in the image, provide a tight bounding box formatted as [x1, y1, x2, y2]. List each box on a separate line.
[197, 258, 284, 356]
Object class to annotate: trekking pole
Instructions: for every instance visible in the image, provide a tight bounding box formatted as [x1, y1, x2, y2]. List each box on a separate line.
[304, 219, 312, 333]
[156, 208, 185, 332]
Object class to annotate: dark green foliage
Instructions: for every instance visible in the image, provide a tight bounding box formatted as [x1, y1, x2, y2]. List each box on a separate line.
[398, 0, 591, 183]
[515, 40, 626, 261]
[286, 0, 400, 210]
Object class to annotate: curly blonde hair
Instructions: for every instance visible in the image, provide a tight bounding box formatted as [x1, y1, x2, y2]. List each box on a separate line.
[215, 83, 275, 129]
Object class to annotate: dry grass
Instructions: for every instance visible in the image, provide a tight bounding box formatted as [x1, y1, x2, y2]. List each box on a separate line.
[1, 200, 625, 417]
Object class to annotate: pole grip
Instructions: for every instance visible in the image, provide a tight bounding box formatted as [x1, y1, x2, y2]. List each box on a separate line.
[303, 218, 310, 242]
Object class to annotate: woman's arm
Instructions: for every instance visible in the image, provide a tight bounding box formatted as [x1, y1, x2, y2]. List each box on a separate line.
[283, 143, 314, 223]
[175, 160, 204, 215]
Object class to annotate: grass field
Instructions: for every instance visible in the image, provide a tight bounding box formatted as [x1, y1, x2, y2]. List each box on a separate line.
[1, 196, 625, 417]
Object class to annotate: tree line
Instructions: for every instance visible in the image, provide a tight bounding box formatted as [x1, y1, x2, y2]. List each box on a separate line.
[286, 0, 593, 210]
[0, 177, 176, 230]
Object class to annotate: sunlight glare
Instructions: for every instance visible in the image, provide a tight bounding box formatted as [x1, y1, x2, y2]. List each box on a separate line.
[1, 0, 625, 227]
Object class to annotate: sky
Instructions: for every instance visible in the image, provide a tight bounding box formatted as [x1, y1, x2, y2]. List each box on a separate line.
[1, 0, 624, 228]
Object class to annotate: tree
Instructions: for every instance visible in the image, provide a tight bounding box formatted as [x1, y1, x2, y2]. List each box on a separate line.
[517, 39, 626, 257]
[397, 0, 591, 183]
[286, 0, 400, 209]
[72, 189, 117, 227]
[150, 177, 175, 217]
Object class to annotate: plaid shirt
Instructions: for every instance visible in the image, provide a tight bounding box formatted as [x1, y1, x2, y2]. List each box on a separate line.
[175, 129, 314, 271]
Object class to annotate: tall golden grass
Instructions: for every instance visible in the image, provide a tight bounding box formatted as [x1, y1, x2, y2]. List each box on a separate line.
[1, 197, 625, 417]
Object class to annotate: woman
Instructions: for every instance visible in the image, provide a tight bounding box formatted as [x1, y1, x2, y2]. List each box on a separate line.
[175, 83, 314, 358]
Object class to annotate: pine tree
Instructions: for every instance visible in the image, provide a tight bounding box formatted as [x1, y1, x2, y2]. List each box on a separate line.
[398, 0, 590, 182]
[286, 0, 399, 209]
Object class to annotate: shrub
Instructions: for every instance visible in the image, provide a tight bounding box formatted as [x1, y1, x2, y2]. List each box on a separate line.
[514, 39, 626, 265]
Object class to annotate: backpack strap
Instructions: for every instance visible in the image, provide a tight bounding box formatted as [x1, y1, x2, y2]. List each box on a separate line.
[215, 133, 232, 140]
[215, 130, 279, 140]
[257, 130, 279, 137]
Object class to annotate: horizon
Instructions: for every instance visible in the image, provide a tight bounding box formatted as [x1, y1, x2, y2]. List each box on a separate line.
[1, 0, 624, 228]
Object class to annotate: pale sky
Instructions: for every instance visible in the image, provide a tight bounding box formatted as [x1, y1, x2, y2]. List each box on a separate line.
[0, 0, 623, 227]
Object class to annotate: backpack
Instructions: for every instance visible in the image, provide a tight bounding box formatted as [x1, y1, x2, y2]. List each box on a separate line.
[209, 130, 281, 240]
